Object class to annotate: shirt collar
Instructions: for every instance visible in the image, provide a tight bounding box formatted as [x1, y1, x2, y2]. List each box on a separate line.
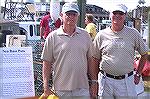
[57, 25, 80, 36]
[109, 25, 125, 33]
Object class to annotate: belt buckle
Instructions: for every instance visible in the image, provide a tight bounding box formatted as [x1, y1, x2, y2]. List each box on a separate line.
[118, 76, 123, 80]
[113, 76, 116, 79]
[114, 76, 123, 80]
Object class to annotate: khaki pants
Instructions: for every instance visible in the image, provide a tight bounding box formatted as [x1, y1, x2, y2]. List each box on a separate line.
[98, 72, 137, 99]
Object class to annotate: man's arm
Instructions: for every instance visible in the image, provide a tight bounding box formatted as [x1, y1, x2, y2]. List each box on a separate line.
[88, 57, 100, 97]
[42, 60, 53, 97]
[40, 26, 45, 39]
[134, 53, 148, 84]
[137, 53, 148, 74]
[88, 57, 100, 81]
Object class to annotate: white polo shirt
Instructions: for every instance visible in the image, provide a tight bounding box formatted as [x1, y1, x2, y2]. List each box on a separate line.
[41, 26, 93, 90]
[93, 26, 148, 75]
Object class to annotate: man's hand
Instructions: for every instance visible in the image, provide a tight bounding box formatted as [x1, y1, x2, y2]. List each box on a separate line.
[40, 89, 55, 99]
[134, 73, 141, 85]
[89, 82, 98, 99]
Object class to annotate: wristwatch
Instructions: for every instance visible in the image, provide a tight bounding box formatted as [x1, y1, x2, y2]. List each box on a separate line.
[135, 73, 141, 77]
[89, 80, 98, 85]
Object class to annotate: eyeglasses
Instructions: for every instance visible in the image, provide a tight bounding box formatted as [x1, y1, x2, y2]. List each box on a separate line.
[112, 11, 125, 15]
[65, 12, 78, 16]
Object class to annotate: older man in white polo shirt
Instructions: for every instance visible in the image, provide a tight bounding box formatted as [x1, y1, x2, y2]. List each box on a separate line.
[41, 2, 98, 99]
[92, 4, 148, 99]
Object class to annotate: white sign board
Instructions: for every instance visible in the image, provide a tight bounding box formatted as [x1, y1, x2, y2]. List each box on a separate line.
[0, 47, 35, 99]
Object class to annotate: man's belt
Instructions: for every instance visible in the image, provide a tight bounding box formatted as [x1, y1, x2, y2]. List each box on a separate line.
[100, 70, 133, 80]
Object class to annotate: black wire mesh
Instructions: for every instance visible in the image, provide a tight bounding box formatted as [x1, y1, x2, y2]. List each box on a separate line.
[25, 40, 53, 96]
[26, 40, 44, 96]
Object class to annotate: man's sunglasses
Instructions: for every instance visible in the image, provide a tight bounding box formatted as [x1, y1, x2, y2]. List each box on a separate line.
[112, 11, 125, 15]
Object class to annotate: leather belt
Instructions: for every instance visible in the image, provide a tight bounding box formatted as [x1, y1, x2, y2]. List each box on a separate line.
[100, 70, 133, 80]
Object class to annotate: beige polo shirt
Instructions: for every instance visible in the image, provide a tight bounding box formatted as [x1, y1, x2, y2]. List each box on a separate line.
[41, 26, 93, 90]
[93, 26, 148, 75]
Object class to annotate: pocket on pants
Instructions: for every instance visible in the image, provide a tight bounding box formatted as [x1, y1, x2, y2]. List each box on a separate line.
[135, 77, 144, 95]
[98, 72, 106, 96]
[125, 75, 137, 96]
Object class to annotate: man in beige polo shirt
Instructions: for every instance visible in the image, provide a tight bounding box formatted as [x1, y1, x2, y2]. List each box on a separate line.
[92, 4, 148, 99]
[41, 2, 98, 99]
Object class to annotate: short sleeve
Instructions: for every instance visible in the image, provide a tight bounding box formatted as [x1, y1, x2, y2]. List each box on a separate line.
[134, 30, 149, 55]
[92, 32, 102, 60]
[41, 33, 54, 63]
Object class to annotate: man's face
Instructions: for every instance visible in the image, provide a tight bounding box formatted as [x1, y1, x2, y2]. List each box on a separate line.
[111, 11, 126, 26]
[61, 11, 79, 26]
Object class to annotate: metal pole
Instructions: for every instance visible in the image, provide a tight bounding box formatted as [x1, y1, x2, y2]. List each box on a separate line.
[77, 0, 86, 28]
[148, 8, 150, 48]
